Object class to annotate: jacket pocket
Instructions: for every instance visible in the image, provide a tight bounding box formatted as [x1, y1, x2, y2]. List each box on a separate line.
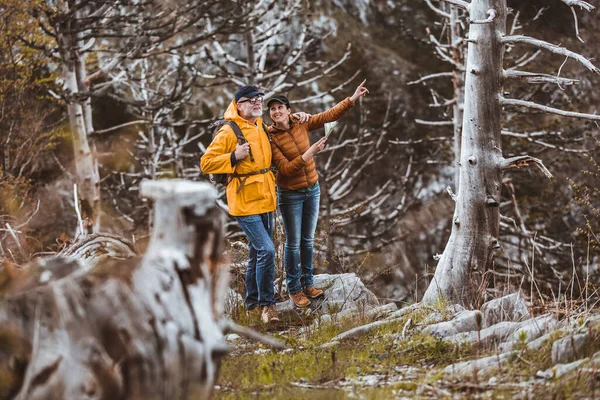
[240, 174, 266, 203]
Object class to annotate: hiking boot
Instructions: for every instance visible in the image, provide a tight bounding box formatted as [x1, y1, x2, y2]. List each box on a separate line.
[289, 291, 311, 308]
[261, 305, 279, 324]
[303, 286, 324, 299]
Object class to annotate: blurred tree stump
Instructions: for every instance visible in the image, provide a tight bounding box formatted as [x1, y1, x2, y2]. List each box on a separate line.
[0, 180, 229, 400]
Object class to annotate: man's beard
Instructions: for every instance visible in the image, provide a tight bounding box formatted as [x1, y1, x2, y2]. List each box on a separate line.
[239, 107, 262, 120]
[248, 108, 263, 118]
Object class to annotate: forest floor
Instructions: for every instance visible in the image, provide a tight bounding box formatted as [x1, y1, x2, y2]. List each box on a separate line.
[215, 303, 599, 400]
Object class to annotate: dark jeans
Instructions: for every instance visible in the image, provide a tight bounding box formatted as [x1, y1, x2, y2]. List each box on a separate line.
[235, 212, 276, 309]
[277, 182, 320, 295]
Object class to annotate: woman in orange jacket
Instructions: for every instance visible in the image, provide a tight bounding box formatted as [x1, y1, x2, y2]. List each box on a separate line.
[267, 80, 369, 308]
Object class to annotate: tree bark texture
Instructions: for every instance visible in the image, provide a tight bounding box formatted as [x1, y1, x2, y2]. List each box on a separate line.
[56, 1, 101, 233]
[423, 0, 506, 306]
[0, 180, 229, 399]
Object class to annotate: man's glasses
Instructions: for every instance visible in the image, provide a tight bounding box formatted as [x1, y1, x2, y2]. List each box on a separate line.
[238, 96, 264, 105]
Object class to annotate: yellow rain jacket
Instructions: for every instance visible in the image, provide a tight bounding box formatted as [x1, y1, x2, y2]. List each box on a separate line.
[200, 99, 276, 216]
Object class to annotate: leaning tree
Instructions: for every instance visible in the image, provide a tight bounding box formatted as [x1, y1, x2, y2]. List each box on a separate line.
[421, 0, 599, 306]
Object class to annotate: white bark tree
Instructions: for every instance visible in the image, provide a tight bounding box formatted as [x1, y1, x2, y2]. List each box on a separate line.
[422, 0, 599, 306]
[54, 1, 101, 233]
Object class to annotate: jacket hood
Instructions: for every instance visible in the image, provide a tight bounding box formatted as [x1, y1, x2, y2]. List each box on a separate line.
[224, 99, 265, 128]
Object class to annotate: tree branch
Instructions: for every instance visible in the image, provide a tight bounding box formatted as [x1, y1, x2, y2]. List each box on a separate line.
[508, 50, 542, 70]
[504, 69, 579, 85]
[500, 97, 600, 121]
[501, 155, 553, 179]
[502, 35, 600, 74]
[92, 120, 151, 135]
[501, 130, 587, 153]
[470, 9, 497, 24]
[424, 0, 451, 18]
[439, 0, 470, 11]
[408, 72, 453, 85]
[561, 0, 595, 12]
[415, 119, 454, 126]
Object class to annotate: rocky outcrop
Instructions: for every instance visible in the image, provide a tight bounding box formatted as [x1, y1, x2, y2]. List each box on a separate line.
[480, 293, 529, 328]
[276, 273, 379, 321]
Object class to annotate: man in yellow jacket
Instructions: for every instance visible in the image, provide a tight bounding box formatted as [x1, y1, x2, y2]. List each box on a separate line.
[200, 85, 279, 324]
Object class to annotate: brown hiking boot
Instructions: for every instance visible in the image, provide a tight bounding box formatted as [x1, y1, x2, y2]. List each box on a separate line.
[289, 291, 311, 308]
[303, 286, 324, 299]
[261, 305, 279, 324]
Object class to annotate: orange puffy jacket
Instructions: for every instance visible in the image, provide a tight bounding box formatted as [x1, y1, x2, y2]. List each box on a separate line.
[268, 98, 354, 190]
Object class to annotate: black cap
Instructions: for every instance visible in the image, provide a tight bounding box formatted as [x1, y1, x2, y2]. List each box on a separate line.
[266, 95, 291, 108]
[235, 85, 264, 102]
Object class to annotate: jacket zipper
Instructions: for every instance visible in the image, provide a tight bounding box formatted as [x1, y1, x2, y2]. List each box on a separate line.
[286, 130, 310, 187]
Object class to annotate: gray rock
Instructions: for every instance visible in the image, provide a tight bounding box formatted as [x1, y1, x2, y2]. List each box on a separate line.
[448, 321, 520, 346]
[539, 358, 589, 379]
[423, 310, 483, 338]
[443, 351, 517, 376]
[420, 310, 445, 326]
[499, 318, 561, 353]
[552, 332, 590, 364]
[419, 304, 466, 326]
[386, 303, 422, 320]
[510, 314, 558, 343]
[554, 358, 588, 378]
[276, 273, 379, 320]
[365, 303, 398, 319]
[480, 293, 530, 328]
[527, 331, 556, 351]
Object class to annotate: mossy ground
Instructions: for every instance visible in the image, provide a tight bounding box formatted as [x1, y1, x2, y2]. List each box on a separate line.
[217, 307, 600, 399]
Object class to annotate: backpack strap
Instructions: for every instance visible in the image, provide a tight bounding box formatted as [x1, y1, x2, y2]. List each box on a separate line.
[221, 120, 255, 162]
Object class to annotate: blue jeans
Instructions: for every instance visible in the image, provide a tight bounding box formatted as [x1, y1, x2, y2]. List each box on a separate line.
[235, 212, 276, 309]
[277, 182, 320, 295]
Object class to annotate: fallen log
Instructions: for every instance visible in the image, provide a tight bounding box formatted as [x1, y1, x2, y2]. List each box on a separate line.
[0, 180, 230, 400]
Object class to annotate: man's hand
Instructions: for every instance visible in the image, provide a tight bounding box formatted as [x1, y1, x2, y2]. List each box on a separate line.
[292, 112, 311, 123]
[234, 143, 250, 161]
[302, 137, 327, 162]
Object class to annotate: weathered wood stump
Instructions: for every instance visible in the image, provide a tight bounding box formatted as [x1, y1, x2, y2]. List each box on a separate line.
[0, 180, 229, 399]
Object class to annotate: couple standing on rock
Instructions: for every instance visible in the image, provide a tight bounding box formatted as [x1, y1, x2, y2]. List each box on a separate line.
[200, 80, 369, 324]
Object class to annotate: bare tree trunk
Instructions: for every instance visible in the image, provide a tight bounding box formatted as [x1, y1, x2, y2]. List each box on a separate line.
[423, 0, 506, 306]
[450, 6, 465, 190]
[57, 5, 101, 233]
[0, 180, 229, 399]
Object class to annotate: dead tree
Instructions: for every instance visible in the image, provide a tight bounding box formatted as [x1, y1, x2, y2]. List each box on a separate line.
[415, 0, 594, 301]
[19, 0, 249, 235]
[422, 0, 599, 306]
[0, 181, 232, 399]
[199, 0, 354, 100]
[52, 1, 101, 233]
